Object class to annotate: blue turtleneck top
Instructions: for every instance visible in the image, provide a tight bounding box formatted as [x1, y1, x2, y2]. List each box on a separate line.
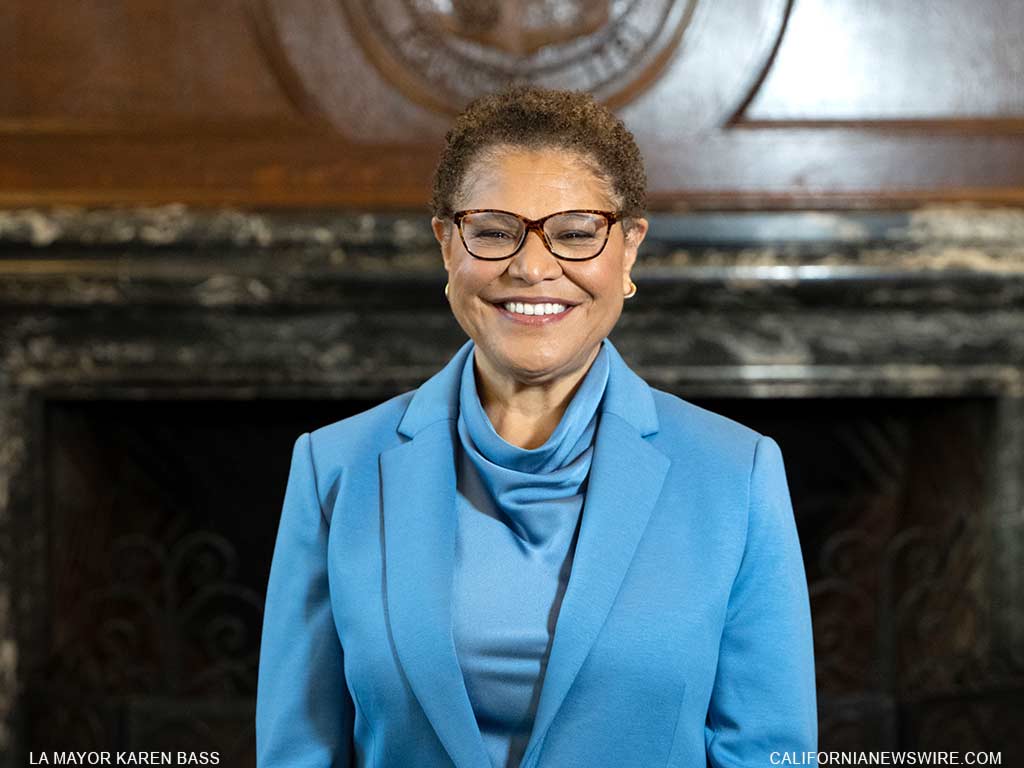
[452, 339, 611, 768]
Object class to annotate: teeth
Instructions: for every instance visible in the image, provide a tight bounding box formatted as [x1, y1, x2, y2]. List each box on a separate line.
[503, 301, 568, 316]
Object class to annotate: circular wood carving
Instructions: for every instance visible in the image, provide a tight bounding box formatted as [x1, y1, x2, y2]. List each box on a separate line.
[253, 0, 791, 144]
[338, 0, 696, 113]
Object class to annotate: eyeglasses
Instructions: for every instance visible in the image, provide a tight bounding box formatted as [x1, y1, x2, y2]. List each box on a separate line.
[451, 208, 621, 261]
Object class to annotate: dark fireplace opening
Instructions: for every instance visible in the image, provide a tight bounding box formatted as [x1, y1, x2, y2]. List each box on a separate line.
[16, 394, 1022, 762]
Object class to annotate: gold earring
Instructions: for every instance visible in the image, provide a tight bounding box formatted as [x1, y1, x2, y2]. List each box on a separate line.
[624, 279, 637, 299]
[444, 281, 449, 299]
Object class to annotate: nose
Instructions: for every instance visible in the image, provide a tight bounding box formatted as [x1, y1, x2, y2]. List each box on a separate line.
[507, 227, 563, 283]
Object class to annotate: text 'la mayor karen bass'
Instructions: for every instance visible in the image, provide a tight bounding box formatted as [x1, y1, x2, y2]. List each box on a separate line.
[29, 752, 220, 765]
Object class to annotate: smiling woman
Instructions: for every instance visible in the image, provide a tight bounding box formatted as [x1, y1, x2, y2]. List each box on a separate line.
[431, 142, 647, 445]
[255, 84, 818, 768]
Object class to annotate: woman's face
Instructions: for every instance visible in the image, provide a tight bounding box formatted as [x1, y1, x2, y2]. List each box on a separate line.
[431, 146, 648, 386]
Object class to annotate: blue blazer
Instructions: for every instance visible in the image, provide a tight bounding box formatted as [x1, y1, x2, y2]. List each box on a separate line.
[256, 337, 817, 768]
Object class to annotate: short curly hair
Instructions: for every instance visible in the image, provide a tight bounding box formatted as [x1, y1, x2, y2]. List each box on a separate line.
[430, 84, 647, 233]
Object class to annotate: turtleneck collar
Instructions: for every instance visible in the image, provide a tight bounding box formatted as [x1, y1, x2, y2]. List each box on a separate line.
[458, 340, 610, 474]
[455, 340, 610, 549]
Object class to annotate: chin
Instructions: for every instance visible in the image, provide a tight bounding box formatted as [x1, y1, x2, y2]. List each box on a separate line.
[491, 342, 583, 379]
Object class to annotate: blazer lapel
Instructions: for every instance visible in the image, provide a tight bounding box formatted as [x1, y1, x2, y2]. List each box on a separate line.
[381, 422, 492, 768]
[519, 340, 671, 768]
[381, 339, 491, 768]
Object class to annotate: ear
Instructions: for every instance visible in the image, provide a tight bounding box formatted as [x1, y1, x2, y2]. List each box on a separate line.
[622, 216, 648, 279]
[431, 216, 454, 271]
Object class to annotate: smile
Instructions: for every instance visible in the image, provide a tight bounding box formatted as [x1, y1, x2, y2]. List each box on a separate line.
[491, 301, 575, 324]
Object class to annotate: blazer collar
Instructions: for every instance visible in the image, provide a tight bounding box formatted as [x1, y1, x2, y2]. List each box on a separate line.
[382, 336, 669, 768]
[396, 336, 660, 439]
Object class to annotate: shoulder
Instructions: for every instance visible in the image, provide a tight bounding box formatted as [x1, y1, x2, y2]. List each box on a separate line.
[304, 389, 415, 469]
[646, 389, 795, 564]
[647, 386, 765, 470]
[647, 387, 795, 538]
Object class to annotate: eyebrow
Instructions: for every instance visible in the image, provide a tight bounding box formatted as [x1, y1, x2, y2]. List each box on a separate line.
[463, 208, 610, 218]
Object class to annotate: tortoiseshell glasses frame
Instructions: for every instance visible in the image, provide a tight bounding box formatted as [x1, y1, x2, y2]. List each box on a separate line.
[450, 208, 623, 261]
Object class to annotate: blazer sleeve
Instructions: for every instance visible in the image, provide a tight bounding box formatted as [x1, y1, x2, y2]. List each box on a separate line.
[256, 431, 355, 768]
[705, 435, 818, 767]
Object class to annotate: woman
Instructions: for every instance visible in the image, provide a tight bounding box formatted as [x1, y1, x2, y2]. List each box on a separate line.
[256, 85, 817, 768]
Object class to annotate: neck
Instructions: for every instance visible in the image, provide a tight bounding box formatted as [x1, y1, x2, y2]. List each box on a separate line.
[473, 344, 601, 449]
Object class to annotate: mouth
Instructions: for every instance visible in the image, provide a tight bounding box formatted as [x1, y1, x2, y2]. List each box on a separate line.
[488, 298, 578, 325]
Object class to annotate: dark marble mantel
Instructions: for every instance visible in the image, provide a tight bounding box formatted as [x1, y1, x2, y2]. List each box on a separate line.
[1, 205, 1022, 762]
[2, 206, 1023, 396]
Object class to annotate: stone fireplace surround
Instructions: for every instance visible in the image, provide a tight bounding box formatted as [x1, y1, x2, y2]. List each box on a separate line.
[0, 205, 1022, 764]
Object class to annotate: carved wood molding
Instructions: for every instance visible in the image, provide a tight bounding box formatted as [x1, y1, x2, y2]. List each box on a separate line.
[3, 0, 1024, 208]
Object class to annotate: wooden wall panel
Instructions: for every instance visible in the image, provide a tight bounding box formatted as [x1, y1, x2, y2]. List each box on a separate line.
[1, 1, 295, 123]
[1, 0, 1023, 209]
[746, 0, 1024, 122]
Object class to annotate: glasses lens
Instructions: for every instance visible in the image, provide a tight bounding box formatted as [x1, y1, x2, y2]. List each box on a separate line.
[544, 212, 610, 260]
[460, 212, 524, 258]
[458, 210, 613, 260]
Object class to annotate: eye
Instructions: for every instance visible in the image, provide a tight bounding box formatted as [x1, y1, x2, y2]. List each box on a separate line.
[552, 230, 598, 241]
[478, 230, 514, 240]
